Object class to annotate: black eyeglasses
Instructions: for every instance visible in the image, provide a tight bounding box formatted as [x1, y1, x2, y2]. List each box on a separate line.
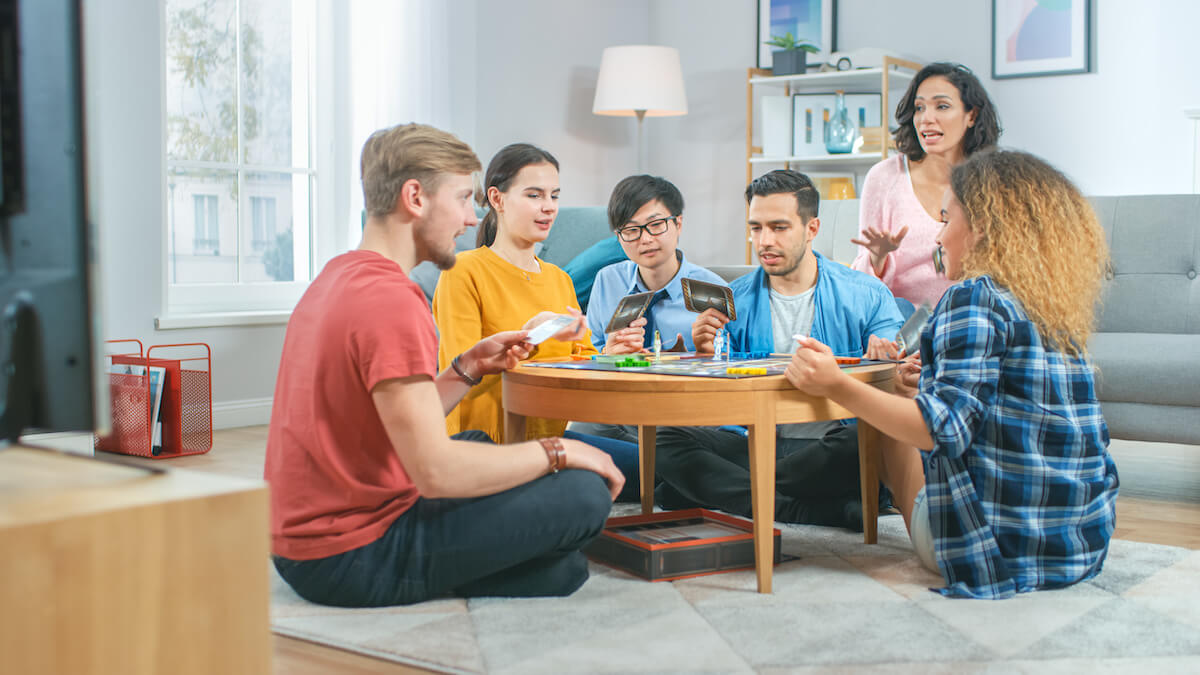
[617, 216, 677, 242]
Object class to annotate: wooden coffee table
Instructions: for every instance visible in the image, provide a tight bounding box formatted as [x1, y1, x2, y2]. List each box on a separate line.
[502, 361, 895, 593]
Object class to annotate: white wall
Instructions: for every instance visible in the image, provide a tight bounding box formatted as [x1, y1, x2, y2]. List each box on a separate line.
[837, 0, 1200, 196]
[473, 0, 649, 207]
[648, 0, 757, 267]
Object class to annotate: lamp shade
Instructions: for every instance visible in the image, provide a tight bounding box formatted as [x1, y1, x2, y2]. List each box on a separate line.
[592, 45, 688, 117]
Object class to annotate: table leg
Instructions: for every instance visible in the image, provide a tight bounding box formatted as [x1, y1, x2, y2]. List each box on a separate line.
[504, 410, 526, 444]
[638, 425, 656, 515]
[746, 394, 777, 594]
[857, 419, 880, 544]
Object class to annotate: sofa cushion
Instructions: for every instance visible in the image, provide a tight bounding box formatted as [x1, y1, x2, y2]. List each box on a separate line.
[562, 237, 627, 312]
[1088, 332, 1200, 407]
[1091, 195, 1200, 334]
[538, 207, 611, 268]
[814, 199, 863, 265]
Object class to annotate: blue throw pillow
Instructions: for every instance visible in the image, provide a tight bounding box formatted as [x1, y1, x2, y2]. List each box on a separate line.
[562, 237, 627, 313]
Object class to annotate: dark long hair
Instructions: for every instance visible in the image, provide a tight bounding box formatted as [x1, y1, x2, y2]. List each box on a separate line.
[476, 143, 560, 247]
[893, 62, 1001, 162]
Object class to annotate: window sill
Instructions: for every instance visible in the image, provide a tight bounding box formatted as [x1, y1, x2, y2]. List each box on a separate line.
[155, 310, 292, 330]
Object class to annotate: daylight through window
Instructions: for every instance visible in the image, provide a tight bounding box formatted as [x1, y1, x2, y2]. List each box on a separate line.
[164, 0, 314, 312]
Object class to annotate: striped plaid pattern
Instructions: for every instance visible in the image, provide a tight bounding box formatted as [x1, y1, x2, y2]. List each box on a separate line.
[913, 277, 1119, 599]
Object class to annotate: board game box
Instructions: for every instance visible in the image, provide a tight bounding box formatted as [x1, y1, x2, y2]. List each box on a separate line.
[584, 509, 782, 581]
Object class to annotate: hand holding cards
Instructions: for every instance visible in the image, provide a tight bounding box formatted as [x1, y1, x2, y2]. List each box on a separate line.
[682, 278, 736, 320]
[604, 291, 655, 333]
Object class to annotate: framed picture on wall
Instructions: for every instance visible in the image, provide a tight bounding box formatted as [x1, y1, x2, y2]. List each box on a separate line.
[992, 0, 1093, 79]
[756, 0, 837, 70]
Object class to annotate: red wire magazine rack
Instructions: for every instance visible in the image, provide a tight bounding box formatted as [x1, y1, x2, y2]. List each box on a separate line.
[94, 340, 213, 459]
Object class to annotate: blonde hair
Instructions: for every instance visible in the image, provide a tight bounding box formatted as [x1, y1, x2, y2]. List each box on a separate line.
[951, 149, 1109, 357]
[360, 123, 481, 218]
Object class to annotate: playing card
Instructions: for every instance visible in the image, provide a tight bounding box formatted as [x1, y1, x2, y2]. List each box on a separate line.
[894, 303, 932, 355]
[681, 278, 736, 321]
[604, 291, 655, 333]
[526, 314, 577, 345]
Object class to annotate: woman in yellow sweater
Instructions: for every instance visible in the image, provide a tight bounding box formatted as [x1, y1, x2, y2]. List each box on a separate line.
[433, 143, 597, 444]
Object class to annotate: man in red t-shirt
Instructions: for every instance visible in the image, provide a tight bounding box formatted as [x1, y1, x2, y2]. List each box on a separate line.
[265, 123, 624, 607]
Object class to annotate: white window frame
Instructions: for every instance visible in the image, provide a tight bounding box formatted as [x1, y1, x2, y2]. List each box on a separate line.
[159, 0, 340, 327]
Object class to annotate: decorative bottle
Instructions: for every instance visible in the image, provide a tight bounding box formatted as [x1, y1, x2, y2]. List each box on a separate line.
[824, 90, 858, 154]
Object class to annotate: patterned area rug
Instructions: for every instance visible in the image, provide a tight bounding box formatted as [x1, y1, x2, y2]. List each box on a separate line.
[270, 511, 1200, 673]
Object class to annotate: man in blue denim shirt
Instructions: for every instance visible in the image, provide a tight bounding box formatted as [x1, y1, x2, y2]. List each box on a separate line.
[655, 170, 904, 528]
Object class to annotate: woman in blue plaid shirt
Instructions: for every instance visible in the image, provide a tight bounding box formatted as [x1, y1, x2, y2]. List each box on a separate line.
[785, 149, 1119, 598]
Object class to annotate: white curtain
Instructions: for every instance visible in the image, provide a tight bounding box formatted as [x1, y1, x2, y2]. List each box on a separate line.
[344, 0, 476, 247]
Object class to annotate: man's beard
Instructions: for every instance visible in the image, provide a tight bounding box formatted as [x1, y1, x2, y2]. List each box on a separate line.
[415, 222, 458, 271]
[761, 242, 807, 277]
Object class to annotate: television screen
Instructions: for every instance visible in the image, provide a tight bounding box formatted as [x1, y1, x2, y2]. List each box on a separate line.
[0, 0, 104, 443]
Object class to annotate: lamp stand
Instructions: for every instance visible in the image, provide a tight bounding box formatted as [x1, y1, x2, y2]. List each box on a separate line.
[635, 109, 647, 174]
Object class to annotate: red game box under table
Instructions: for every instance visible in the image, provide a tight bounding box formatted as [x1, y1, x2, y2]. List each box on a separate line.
[584, 509, 782, 582]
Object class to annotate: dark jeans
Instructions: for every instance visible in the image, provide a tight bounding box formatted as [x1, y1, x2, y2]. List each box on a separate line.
[273, 430, 613, 607]
[653, 424, 864, 530]
[563, 429, 640, 502]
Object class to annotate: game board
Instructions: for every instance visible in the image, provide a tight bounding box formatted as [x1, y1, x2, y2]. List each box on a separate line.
[524, 353, 891, 379]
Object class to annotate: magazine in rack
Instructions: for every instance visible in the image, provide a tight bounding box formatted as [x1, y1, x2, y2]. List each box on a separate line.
[111, 363, 166, 455]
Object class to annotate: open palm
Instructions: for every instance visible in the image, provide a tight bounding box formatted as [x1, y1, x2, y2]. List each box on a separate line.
[851, 225, 910, 258]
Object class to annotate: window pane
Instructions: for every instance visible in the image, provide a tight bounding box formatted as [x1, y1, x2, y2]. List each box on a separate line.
[241, 0, 298, 167]
[165, 0, 238, 163]
[168, 168, 238, 284]
[240, 172, 308, 282]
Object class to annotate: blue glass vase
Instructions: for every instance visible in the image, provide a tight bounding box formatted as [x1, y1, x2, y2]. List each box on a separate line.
[824, 91, 858, 154]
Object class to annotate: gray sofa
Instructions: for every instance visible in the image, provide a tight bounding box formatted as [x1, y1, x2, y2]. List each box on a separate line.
[414, 196, 1200, 446]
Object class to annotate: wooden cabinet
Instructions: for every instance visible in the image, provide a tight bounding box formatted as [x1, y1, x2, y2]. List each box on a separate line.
[0, 448, 270, 674]
[743, 57, 922, 262]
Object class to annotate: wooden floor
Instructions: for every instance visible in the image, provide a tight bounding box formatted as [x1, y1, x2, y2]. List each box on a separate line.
[106, 427, 1200, 674]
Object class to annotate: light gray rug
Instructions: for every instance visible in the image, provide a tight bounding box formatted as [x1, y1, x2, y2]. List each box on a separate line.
[270, 510, 1200, 674]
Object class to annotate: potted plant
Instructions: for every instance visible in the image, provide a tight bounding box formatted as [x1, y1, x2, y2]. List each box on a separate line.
[764, 32, 819, 76]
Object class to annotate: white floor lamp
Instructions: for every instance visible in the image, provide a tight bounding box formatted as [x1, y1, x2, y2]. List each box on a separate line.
[592, 45, 688, 174]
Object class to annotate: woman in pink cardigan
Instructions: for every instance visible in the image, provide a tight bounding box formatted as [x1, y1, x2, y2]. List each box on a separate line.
[852, 63, 1001, 310]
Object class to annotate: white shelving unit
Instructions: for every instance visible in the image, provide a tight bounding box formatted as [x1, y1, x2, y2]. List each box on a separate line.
[743, 57, 922, 262]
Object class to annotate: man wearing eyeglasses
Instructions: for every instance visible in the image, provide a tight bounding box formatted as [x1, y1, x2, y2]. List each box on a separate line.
[584, 175, 729, 355]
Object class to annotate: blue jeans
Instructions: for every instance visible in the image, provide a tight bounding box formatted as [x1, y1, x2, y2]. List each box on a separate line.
[563, 428, 640, 502]
[273, 430, 613, 607]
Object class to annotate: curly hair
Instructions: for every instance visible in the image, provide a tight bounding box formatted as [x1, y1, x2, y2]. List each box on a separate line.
[950, 149, 1108, 357]
[894, 62, 1001, 162]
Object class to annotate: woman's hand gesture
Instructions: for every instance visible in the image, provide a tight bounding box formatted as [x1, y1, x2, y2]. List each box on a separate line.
[851, 225, 910, 275]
